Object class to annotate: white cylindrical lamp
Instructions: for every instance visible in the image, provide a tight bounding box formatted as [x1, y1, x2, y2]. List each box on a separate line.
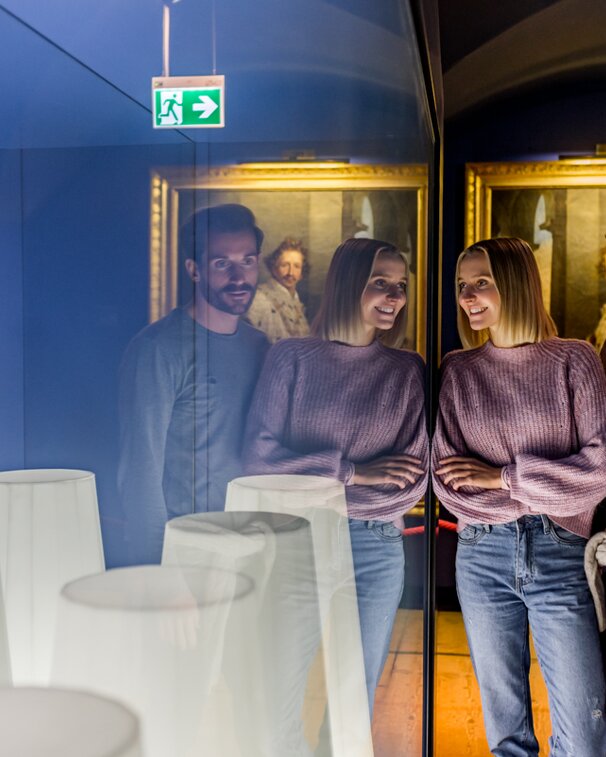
[0, 468, 104, 684]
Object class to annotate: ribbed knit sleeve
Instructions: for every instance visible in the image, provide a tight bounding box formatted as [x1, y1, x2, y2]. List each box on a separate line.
[243, 340, 355, 482]
[345, 355, 428, 520]
[506, 341, 606, 518]
[431, 354, 526, 525]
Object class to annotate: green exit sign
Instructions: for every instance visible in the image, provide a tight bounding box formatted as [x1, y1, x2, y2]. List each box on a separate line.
[152, 75, 225, 129]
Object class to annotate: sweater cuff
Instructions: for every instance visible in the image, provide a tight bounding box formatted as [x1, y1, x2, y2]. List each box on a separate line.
[501, 465, 511, 491]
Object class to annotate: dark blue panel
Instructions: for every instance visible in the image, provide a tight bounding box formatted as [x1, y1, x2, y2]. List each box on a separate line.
[21, 142, 195, 565]
[0, 149, 24, 469]
[0, 5, 190, 149]
[0, 0, 422, 149]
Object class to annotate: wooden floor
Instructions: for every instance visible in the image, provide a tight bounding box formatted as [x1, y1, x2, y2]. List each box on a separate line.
[371, 610, 551, 756]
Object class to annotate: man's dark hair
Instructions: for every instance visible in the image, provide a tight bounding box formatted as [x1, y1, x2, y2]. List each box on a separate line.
[179, 204, 264, 263]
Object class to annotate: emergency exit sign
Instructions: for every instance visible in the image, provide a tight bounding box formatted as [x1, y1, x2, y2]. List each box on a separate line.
[152, 75, 225, 128]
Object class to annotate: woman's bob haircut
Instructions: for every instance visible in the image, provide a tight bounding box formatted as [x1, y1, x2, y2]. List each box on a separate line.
[312, 237, 408, 349]
[456, 236, 557, 349]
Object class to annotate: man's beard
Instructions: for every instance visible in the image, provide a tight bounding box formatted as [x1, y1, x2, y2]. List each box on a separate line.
[201, 280, 255, 315]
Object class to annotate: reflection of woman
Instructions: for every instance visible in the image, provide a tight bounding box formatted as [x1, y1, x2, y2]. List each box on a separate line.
[247, 238, 310, 343]
[245, 238, 428, 716]
[432, 237, 606, 756]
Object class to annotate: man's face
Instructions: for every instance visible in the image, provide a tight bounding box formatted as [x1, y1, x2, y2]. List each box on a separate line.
[272, 249, 304, 293]
[189, 230, 260, 315]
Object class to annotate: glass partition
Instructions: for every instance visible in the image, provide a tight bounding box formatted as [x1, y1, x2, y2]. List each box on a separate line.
[0, 0, 437, 754]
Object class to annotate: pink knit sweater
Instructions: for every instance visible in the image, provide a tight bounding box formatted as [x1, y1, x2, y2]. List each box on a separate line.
[244, 337, 429, 520]
[432, 338, 606, 537]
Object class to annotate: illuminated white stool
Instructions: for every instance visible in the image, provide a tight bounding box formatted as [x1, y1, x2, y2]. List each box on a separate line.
[51, 565, 252, 757]
[226, 475, 373, 757]
[163, 511, 320, 757]
[0, 687, 142, 757]
[0, 469, 104, 684]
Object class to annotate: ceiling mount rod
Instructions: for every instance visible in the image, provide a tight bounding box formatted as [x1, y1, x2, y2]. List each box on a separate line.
[162, 3, 170, 77]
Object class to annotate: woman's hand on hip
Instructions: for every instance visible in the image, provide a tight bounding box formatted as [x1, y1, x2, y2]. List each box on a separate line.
[353, 455, 425, 489]
[435, 456, 505, 491]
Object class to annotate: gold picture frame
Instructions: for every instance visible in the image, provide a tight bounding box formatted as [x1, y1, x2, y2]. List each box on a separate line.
[150, 162, 428, 356]
[465, 159, 606, 342]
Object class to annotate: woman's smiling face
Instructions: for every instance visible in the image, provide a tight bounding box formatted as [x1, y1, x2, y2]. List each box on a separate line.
[360, 251, 407, 336]
[457, 250, 501, 333]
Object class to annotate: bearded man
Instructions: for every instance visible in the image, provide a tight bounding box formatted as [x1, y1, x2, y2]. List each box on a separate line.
[118, 204, 269, 563]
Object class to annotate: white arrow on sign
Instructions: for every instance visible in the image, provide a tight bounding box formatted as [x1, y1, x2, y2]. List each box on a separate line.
[192, 95, 219, 119]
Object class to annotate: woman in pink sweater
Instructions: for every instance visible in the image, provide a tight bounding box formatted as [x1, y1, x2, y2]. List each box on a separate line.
[433, 237, 606, 756]
[245, 238, 428, 719]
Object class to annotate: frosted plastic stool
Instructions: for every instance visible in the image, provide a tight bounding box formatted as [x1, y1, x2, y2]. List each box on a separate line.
[0, 687, 142, 757]
[226, 475, 373, 757]
[0, 469, 104, 684]
[51, 565, 252, 757]
[163, 511, 320, 757]
[0, 580, 10, 685]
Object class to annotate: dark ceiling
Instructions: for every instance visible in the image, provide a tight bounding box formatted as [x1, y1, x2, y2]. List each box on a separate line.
[437, 0, 606, 118]
[438, 0, 561, 71]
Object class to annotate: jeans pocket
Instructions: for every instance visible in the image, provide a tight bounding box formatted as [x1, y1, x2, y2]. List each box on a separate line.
[457, 524, 488, 546]
[547, 519, 587, 547]
[370, 522, 404, 543]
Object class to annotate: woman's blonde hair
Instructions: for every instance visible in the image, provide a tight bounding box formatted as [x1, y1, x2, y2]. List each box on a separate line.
[456, 236, 557, 349]
[312, 238, 408, 349]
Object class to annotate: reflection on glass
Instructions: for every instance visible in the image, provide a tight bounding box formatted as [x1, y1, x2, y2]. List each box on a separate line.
[226, 475, 371, 756]
[6, 0, 434, 753]
[149, 167, 428, 357]
[163, 510, 324, 757]
[239, 235, 429, 754]
[51, 565, 253, 757]
[118, 204, 270, 565]
[247, 238, 311, 344]
[0, 469, 104, 685]
[0, 687, 142, 757]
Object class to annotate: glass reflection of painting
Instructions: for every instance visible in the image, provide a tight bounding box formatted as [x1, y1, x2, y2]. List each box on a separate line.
[150, 164, 428, 356]
[180, 189, 419, 345]
[246, 238, 311, 344]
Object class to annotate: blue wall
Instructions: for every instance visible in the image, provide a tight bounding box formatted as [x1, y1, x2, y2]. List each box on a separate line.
[20, 143, 194, 565]
[0, 150, 24, 470]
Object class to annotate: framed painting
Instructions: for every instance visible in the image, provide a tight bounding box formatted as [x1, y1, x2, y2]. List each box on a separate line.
[465, 159, 606, 344]
[149, 162, 428, 356]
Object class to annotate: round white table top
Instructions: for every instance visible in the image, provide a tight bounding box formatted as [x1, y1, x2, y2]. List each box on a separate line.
[61, 564, 253, 611]
[0, 469, 95, 484]
[0, 687, 141, 757]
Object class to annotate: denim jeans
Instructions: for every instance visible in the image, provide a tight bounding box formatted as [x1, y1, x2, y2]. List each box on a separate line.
[456, 515, 606, 757]
[348, 518, 406, 716]
[266, 516, 405, 757]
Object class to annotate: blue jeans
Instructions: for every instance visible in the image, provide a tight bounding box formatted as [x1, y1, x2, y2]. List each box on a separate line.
[348, 518, 405, 715]
[267, 516, 405, 757]
[456, 515, 606, 757]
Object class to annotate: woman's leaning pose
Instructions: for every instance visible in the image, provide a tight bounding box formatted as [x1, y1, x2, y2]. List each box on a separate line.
[432, 237, 606, 756]
[244, 237, 428, 717]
